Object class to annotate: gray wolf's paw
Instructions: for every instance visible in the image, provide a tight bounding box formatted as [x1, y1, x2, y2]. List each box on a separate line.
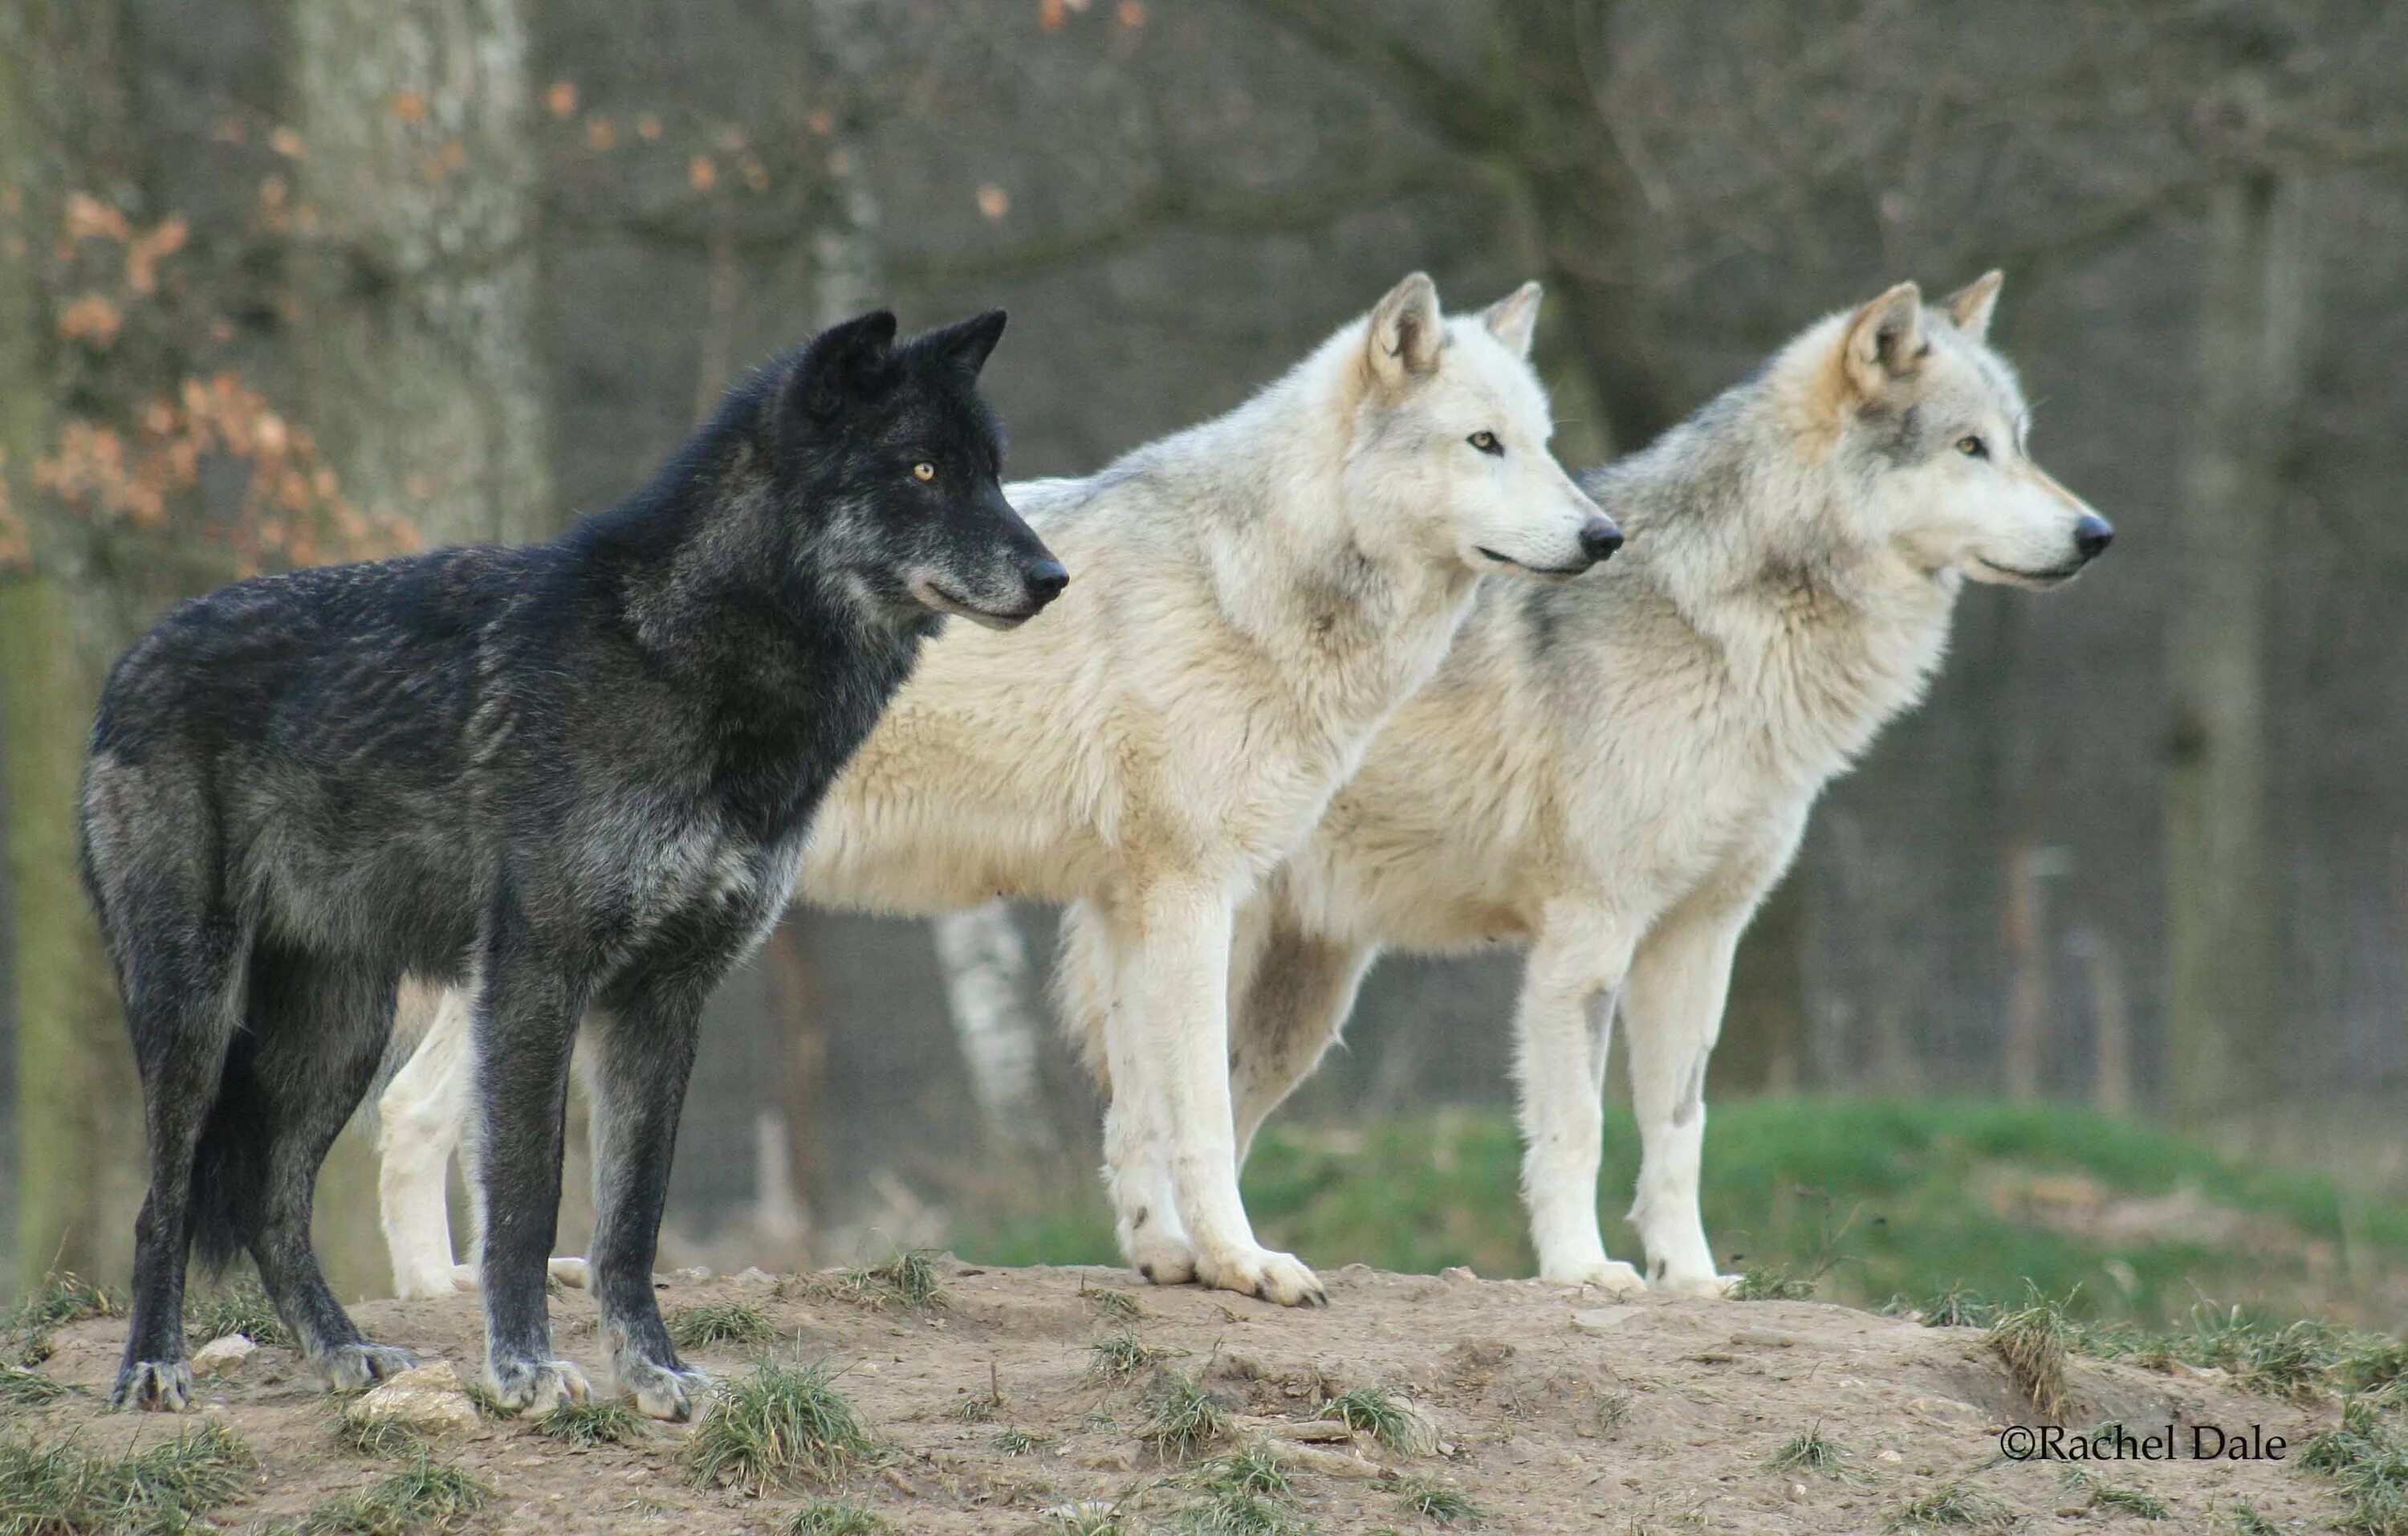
[318, 1342, 419, 1391]
[479, 1356, 591, 1414]
[616, 1356, 709, 1421]
[111, 1359, 193, 1412]
[1657, 1270, 1744, 1298]
[1194, 1244, 1326, 1308]
[1545, 1260, 1646, 1298]
[1125, 1228, 1198, 1288]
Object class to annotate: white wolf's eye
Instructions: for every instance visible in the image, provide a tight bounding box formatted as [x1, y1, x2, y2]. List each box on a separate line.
[912, 462, 937, 482]
[1467, 430, 1503, 456]
[1954, 435, 1988, 460]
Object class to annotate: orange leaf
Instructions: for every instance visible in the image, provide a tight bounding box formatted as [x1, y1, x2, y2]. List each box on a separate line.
[976, 183, 1009, 221]
[58, 293, 122, 347]
[546, 81, 578, 119]
[689, 155, 718, 192]
[388, 91, 428, 124]
[270, 125, 305, 159]
[584, 115, 616, 151]
[1039, 0, 1065, 28]
[1117, 0, 1145, 23]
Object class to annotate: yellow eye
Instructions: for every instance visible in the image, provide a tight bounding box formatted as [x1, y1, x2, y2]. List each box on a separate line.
[1955, 435, 1988, 459]
[912, 462, 937, 482]
[1468, 430, 1502, 455]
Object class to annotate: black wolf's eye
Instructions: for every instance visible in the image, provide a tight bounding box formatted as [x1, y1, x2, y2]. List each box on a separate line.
[911, 462, 937, 482]
[1954, 435, 1988, 459]
[1468, 430, 1503, 456]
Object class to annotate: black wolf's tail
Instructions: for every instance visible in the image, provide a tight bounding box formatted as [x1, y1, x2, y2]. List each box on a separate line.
[187, 1049, 271, 1276]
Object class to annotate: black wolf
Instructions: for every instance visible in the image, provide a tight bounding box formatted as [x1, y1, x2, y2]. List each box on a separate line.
[81, 308, 1063, 1417]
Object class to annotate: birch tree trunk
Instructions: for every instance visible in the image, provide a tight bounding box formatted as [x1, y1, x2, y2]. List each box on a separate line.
[2165, 172, 2307, 1125]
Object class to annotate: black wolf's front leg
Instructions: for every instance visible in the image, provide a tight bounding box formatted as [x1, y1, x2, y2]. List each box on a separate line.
[584, 964, 716, 1420]
[472, 957, 591, 1413]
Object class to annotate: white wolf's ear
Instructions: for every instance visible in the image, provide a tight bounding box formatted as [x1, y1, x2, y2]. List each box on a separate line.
[1365, 272, 1445, 391]
[1942, 270, 2003, 342]
[1479, 281, 1543, 359]
[1840, 282, 1926, 400]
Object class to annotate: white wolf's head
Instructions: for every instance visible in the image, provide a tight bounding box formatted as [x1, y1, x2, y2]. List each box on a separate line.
[1338, 273, 1619, 580]
[1805, 271, 2111, 588]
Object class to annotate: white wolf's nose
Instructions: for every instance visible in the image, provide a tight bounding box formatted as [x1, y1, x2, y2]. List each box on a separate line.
[1578, 519, 1624, 566]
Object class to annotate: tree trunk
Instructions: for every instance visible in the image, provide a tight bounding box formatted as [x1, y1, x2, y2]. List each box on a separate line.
[2165, 172, 2305, 1125]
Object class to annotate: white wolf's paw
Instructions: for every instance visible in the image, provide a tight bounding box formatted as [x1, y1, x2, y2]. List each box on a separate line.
[393, 1265, 463, 1301]
[547, 1257, 591, 1289]
[446, 1264, 482, 1293]
[1194, 1244, 1326, 1308]
[479, 1356, 591, 1415]
[1125, 1229, 1198, 1288]
[1548, 1260, 1646, 1298]
[616, 1357, 709, 1422]
[1656, 1271, 1745, 1299]
[111, 1359, 193, 1412]
[318, 1343, 418, 1391]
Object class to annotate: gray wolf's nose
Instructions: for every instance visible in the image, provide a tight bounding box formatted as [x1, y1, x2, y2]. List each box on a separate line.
[2074, 515, 2113, 562]
[1579, 519, 1624, 565]
[1024, 560, 1069, 605]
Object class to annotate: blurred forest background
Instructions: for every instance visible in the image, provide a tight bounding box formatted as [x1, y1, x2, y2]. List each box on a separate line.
[3, 0, 2406, 1322]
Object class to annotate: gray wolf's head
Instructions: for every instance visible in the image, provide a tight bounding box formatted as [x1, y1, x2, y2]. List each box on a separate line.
[1340, 273, 1620, 581]
[779, 308, 1068, 629]
[1800, 272, 2111, 588]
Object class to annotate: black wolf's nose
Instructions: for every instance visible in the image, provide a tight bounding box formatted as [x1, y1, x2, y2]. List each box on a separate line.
[1025, 560, 1070, 605]
[1579, 519, 1624, 565]
[2073, 515, 2113, 562]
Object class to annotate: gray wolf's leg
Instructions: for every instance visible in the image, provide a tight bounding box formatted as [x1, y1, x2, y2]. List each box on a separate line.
[472, 952, 590, 1413]
[1621, 907, 1747, 1296]
[1514, 919, 1643, 1294]
[1226, 897, 1375, 1169]
[380, 982, 472, 1298]
[239, 949, 417, 1389]
[583, 968, 715, 1420]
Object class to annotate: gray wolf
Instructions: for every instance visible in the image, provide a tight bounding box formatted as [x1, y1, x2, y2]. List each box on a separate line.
[80, 308, 1063, 1416]
[372, 274, 1619, 1308]
[1068, 272, 2112, 1296]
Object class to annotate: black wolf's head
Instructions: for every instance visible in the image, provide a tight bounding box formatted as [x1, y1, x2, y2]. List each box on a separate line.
[771, 308, 1065, 630]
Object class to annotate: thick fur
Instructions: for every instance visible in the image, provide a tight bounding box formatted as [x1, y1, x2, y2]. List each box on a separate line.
[79, 308, 1063, 1416]
[1072, 274, 2113, 1297]
[374, 275, 1617, 1308]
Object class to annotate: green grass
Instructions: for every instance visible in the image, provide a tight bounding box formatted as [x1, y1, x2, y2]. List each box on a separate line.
[1319, 1387, 1436, 1455]
[835, 1250, 947, 1311]
[950, 1098, 2408, 1330]
[993, 1427, 1052, 1455]
[1767, 1420, 1853, 1480]
[665, 1299, 773, 1349]
[1088, 1330, 1170, 1384]
[184, 1276, 291, 1349]
[0, 1366, 69, 1407]
[685, 1360, 876, 1493]
[1393, 1475, 1479, 1526]
[2300, 1395, 2408, 1535]
[2, 1273, 120, 1366]
[1040, 1503, 1126, 1535]
[1883, 1480, 2020, 1534]
[333, 1414, 432, 1459]
[1731, 1265, 1816, 1302]
[0, 1420, 254, 1536]
[2060, 1467, 2166, 1519]
[531, 1399, 649, 1447]
[786, 1500, 893, 1535]
[286, 1453, 492, 1534]
[1142, 1370, 1230, 1460]
[1987, 1285, 2072, 1420]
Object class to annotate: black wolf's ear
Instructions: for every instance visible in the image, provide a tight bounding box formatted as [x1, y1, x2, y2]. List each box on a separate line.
[1942, 270, 2003, 342]
[1839, 282, 1925, 400]
[795, 309, 900, 418]
[1365, 272, 1444, 392]
[1480, 281, 1543, 360]
[915, 308, 1008, 381]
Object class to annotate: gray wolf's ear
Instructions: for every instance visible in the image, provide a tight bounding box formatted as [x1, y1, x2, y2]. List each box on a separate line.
[1942, 270, 2003, 342]
[1840, 282, 1925, 400]
[797, 309, 900, 419]
[1480, 281, 1543, 359]
[917, 308, 1008, 380]
[1365, 272, 1444, 391]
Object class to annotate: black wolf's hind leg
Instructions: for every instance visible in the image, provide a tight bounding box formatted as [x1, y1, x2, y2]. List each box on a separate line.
[238, 949, 415, 1390]
[112, 915, 246, 1412]
[586, 964, 717, 1420]
[474, 956, 590, 1414]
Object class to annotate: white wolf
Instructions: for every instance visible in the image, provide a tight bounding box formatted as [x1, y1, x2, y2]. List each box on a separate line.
[1059, 272, 2112, 1298]
[376, 273, 1617, 1306]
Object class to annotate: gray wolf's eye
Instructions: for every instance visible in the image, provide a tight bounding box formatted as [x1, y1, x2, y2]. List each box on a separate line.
[911, 462, 937, 482]
[1468, 430, 1503, 456]
[1954, 435, 1987, 460]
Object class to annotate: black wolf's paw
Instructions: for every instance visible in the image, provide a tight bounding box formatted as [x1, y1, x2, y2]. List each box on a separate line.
[478, 1356, 590, 1415]
[318, 1342, 419, 1391]
[111, 1359, 193, 1412]
[616, 1356, 710, 1422]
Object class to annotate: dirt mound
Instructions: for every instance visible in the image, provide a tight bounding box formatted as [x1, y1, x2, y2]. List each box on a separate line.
[16, 1261, 2346, 1532]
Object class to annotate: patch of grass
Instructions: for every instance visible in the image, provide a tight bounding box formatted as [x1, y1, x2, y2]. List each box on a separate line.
[2299, 1395, 2408, 1536]
[838, 1250, 946, 1311]
[2226, 1502, 2280, 1535]
[1319, 1386, 1437, 1456]
[0, 1420, 254, 1536]
[665, 1299, 773, 1349]
[184, 1276, 291, 1349]
[1040, 1503, 1125, 1536]
[1730, 1265, 1815, 1302]
[0, 1366, 69, 1407]
[1198, 1440, 1291, 1499]
[952, 1361, 1007, 1422]
[993, 1427, 1052, 1455]
[1987, 1285, 2072, 1420]
[334, 1414, 432, 1459]
[786, 1500, 893, 1535]
[1594, 1391, 1633, 1437]
[685, 1360, 876, 1493]
[2060, 1467, 2166, 1519]
[1084, 1284, 1144, 1323]
[1883, 1480, 2021, 1534]
[1767, 1420, 1855, 1481]
[531, 1398, 649, 1447]
[1089, 1330, 1169, 1383]
[1142, 1370, 1230, 1461]
[2, 1273, 120, 1367]
[1905, 1282, 1999, 1330]
[1394, 1475, 1480, 1526]
[292, 1453, 492, 1535]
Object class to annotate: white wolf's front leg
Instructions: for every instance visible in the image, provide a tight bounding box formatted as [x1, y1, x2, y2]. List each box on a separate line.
[1513, 919, 1642, 1295]
[1108, 880, 1322, 1306]
[380, 986, 474, 1299]
[1621, 906, 1747, 1297]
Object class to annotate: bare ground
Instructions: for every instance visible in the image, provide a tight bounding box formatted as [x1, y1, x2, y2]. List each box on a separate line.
[14, 1261, 2353, 1533]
